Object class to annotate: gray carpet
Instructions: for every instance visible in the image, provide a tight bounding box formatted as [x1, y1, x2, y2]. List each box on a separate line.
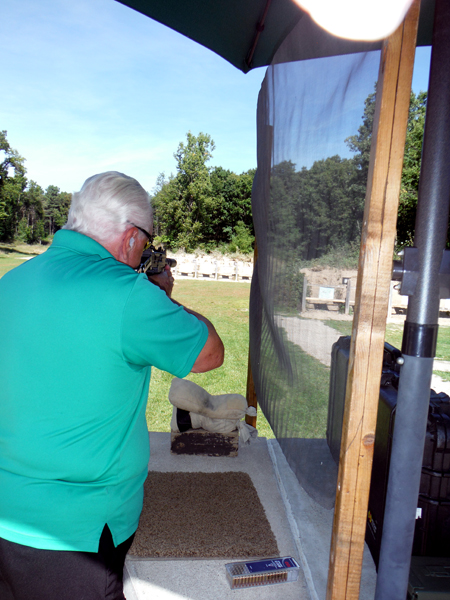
[129, 471, 279, 559]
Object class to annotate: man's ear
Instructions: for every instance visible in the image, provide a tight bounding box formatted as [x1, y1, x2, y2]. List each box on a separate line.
[117, 227, 136, 264]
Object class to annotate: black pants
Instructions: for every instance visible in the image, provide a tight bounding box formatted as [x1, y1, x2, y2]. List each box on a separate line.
[0, 525, 135, 600]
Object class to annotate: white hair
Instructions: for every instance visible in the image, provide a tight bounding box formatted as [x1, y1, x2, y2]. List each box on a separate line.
[63, 171, 152, 243]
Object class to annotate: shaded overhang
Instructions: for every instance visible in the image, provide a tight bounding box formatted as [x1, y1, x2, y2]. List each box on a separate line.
[117, 0, 435, 73]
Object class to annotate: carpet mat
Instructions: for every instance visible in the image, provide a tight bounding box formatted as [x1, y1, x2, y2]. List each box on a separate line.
[128, 471, 279, 559]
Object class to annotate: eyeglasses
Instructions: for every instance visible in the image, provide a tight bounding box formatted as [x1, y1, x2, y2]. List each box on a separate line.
[129, 222, 152, 250]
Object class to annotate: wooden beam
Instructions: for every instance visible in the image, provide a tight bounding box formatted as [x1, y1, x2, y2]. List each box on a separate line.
[246, 240, 258, 427]
[245, 354, 258, 428]
[326, 2, 420, 599]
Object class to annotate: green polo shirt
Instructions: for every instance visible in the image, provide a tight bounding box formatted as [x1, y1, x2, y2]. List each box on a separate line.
[0, 230, 208, 551]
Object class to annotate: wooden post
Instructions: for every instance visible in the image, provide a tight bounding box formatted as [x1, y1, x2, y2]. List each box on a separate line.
[326, 3, 420, 599]
[301, 275, 308, 313]
[344, 279, 351, 316]
[245, 353, 257, 428]
[246, 241, 258, 427]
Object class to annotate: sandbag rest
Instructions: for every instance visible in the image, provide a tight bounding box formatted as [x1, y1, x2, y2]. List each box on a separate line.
[168, 378, 257, 455]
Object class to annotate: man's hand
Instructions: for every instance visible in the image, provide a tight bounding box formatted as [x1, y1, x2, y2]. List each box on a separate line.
[147, 265, 174, 297]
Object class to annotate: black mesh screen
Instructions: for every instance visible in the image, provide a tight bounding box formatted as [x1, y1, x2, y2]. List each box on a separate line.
[250, 46, 380, 508]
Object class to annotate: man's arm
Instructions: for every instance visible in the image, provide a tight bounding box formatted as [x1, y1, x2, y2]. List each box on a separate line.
[148, 268, 224, 373]
[181, 307, 224, 373]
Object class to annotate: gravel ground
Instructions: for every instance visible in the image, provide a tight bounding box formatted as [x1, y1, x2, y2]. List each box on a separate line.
[277, 311, 450, 395]
[276, 315, 340, 366]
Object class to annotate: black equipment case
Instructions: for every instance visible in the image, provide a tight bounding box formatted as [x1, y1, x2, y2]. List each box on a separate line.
[407, 557, 450, 599]
[327, 335, 402, 464]
[327, 336, 450, 568]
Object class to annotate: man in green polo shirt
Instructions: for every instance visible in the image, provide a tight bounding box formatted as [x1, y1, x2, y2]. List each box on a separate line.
[0, 171, 224, 600]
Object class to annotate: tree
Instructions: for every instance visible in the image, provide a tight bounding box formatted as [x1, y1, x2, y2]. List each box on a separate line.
[18, 181, 45, 244]
[301, 155, 363, 258]
[150, 173, 180, 246]
[397, 91, 427, 247]
[151, 132, 256, 252]
[269, 157, 361, 262]
[0, 131, 27, 242]
[44, 185, 71, 236]
[269, 160, 304, 256]
[345, 88, 429, 249]
[0, 130, 72, 244]
[209, 166, 254, 244]
[345, 90, 376, 176]
[227, 221, 254, 254]
[173, 132, 215, 250]
[345, 88, 376, 225]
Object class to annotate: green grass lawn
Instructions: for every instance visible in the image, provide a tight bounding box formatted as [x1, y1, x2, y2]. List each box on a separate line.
[0, 252, 32, 278]
[433, 370, 450, 383]
[259, 333, 331, 438]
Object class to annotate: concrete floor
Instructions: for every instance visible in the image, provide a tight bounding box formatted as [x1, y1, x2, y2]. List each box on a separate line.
[124, 432, 377, 600]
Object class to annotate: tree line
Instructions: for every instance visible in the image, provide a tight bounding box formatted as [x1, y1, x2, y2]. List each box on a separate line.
[0, 131, 71, 244]
[269, 89, 428, 267]
[1, 89, 427, 252]
[266, 88, 427, 312]
[0, 129, 255, 252]
[152, 90, 427, 258]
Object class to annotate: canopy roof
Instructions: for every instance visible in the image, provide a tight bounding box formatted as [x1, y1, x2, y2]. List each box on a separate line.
[117, 0, 435, 73]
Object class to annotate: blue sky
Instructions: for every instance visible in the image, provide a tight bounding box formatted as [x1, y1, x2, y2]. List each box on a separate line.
[1, 0, 431, 195]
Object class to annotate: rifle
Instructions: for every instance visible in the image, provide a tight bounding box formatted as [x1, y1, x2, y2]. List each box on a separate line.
[137, 245, 177, 276]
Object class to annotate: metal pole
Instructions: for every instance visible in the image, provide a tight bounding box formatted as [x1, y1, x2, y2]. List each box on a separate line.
[375, 2, 450, 598]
